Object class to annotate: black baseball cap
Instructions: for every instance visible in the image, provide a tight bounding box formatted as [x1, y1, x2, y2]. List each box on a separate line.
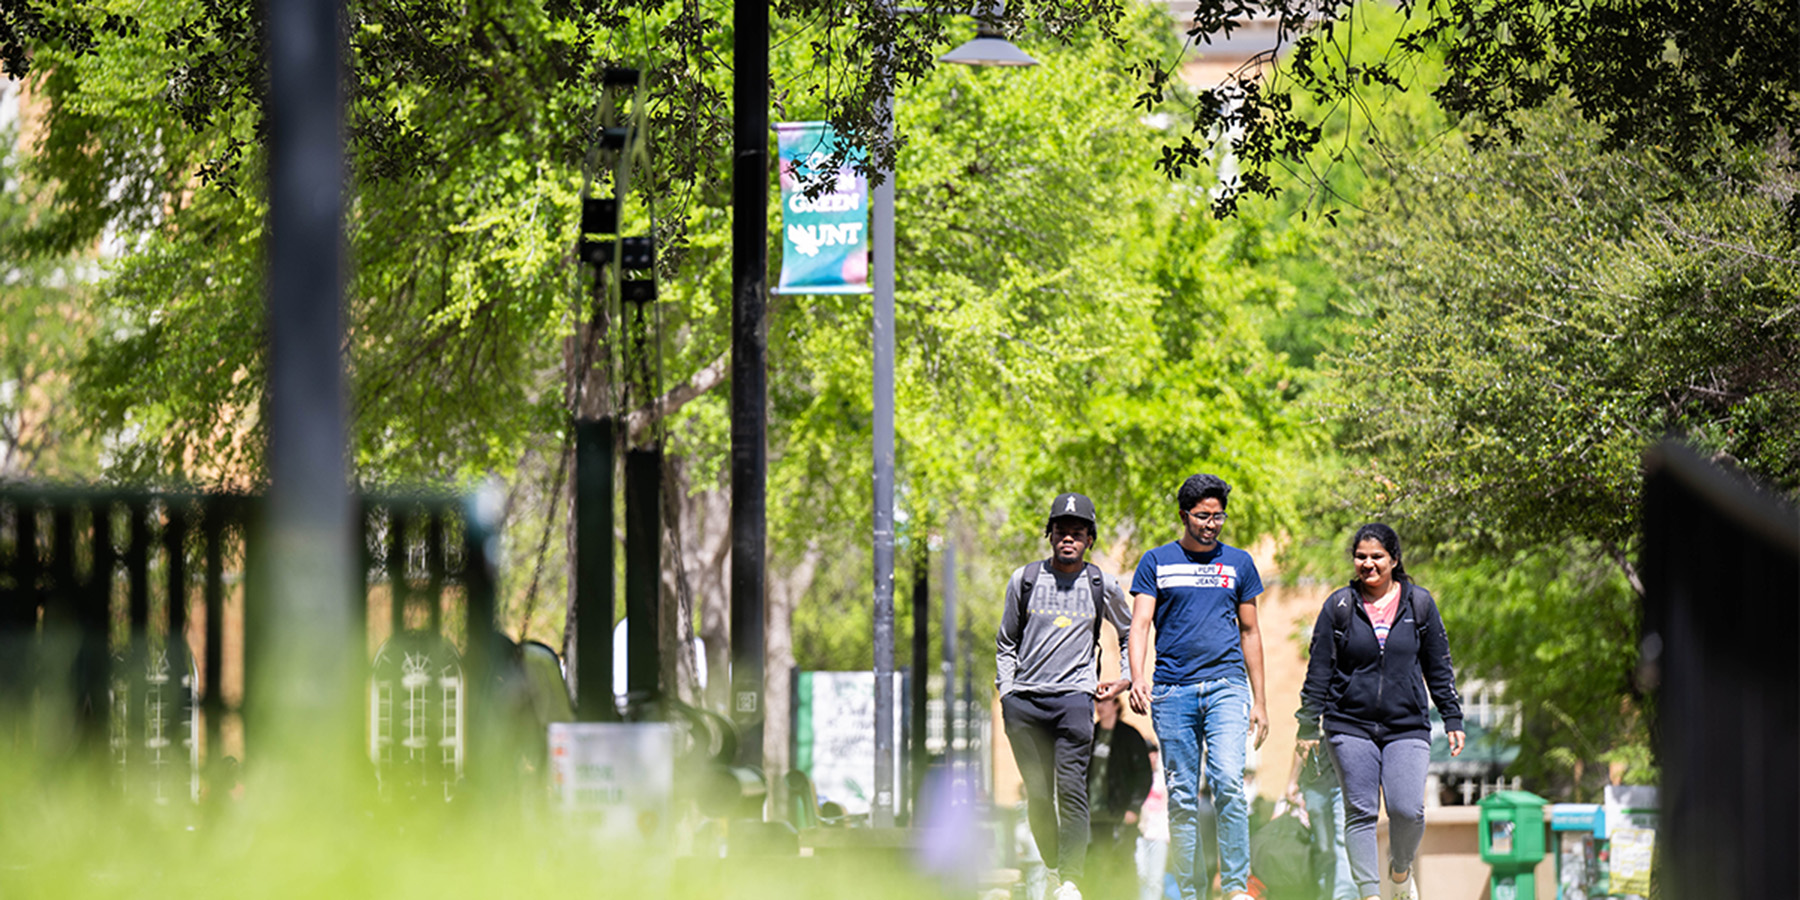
[1047, 492, 1098, 531]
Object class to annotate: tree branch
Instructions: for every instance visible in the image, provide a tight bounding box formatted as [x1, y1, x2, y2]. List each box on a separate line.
[1606, 541, 1645, 599]
[1651, 208, 1800, 268]
[624, 349, 730, 445]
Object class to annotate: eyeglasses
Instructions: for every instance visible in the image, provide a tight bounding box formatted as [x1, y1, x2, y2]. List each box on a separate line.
[1184, 510, 1227, 525]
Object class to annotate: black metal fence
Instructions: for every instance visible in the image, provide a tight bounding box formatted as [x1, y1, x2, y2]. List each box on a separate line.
[0, 486, 500, 802]
[1641, 442, 1800, 899]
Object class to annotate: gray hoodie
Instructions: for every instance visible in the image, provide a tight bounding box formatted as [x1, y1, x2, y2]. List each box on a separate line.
[996, 562, 1133, 697]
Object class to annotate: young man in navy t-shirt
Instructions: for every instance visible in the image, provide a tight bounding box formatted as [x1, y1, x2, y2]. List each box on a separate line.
[1126, 474, 1267, 900]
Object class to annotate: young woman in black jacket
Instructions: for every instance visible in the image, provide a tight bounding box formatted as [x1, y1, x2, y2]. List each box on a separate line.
[1294, 524, 1465, 900]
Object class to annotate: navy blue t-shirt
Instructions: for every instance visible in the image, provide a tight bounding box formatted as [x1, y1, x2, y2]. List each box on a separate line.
[1129, 541, 1264, 685]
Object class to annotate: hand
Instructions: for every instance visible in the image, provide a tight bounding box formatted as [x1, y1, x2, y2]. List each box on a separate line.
[1448, 729, 1466, 757]
[1295, 738, 1319, 757]
[1123, 810, 1139, 826]
[1128, 679, 1152, 715]
[1095, 678, 1130, 701]
[1249, 702, 1269, 749]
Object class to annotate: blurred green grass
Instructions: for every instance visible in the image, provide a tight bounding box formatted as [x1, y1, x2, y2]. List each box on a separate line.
[0, 749, 958, 900]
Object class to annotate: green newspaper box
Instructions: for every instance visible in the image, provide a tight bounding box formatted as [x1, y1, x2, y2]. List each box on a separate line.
[1479, 790, 1549, 900]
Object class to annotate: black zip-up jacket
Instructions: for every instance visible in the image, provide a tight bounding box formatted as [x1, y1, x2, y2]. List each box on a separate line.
[1295, 580, 1463, 743]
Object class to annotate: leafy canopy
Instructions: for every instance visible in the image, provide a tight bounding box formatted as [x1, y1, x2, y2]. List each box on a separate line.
[1322, 102, 1800, 568]
[1142, 0, 1800, 221]
[0, 116, 100, 480]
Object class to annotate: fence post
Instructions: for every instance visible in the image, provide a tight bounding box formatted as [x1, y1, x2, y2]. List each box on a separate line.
[624, 447, 662, 708]
[1641, 441, 1800, 899]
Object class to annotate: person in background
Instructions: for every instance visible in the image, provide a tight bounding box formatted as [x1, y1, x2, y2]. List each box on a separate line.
[998, 492, 1135, 900]
[1296, 523, 1465, 900]
[1135, 746, 1171, 900]
[1282, 742, 1356, 900]
[1089, 694, 1153, 899]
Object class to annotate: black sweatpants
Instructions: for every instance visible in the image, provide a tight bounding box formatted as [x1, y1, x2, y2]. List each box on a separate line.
[1003, 690, 1095, 881]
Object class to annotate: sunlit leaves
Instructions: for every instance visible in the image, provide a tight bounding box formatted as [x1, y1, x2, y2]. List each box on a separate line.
[1422, 545, 1651, 796]
[1141, 0, 1800, 224]
[1324, 99, 1799, 559]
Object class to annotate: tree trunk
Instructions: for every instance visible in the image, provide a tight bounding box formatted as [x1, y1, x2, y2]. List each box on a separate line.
[762, 545, 819, 821]
[662, 451, 731, 705]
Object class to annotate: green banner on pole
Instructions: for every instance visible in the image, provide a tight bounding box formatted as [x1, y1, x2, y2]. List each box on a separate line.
[776, 122, 870, 295]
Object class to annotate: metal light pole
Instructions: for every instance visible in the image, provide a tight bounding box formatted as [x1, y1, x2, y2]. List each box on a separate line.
[870, 42, 899, 826]
[870, 15, 1034, 829]
[731, 0, 770, 768]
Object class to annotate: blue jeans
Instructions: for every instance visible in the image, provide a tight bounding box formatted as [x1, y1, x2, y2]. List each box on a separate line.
[1150, 678, 1251, 899]
[1299, 758, 1358, 900]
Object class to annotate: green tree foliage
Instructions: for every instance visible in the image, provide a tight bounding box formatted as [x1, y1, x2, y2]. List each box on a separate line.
[13, 0, 692, 483]
[13, 0, 1797, 226]
[1297, 99, 1797, 794]
[1420, 545, 1652, 796]
[1325, 106, 1799, 573]
[0, 0, 1141, 223]
[1139, 0, 1800, 221]
[0, 113, 99, 480]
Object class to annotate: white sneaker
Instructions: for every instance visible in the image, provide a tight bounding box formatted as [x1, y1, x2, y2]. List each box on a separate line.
[1054, 880, 1083, 900]
[1390, 873, 1419, 900]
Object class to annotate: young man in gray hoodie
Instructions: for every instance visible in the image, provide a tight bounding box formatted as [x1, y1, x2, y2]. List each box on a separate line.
[997, 493, 1135, 900]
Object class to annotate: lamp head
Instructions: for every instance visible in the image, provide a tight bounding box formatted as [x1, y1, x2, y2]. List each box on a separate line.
[938, 21, 1037, 66]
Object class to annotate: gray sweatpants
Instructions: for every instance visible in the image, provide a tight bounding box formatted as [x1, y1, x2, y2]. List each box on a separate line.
[1326, 734, 1431, 896]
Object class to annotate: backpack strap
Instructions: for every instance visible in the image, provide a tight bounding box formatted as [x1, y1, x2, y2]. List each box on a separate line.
[1018, 560, 1045, 624]
[1086, 562, 1107, 677]
[1329, 587, 1354, 660]
[1086, 563, 1105, 638]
